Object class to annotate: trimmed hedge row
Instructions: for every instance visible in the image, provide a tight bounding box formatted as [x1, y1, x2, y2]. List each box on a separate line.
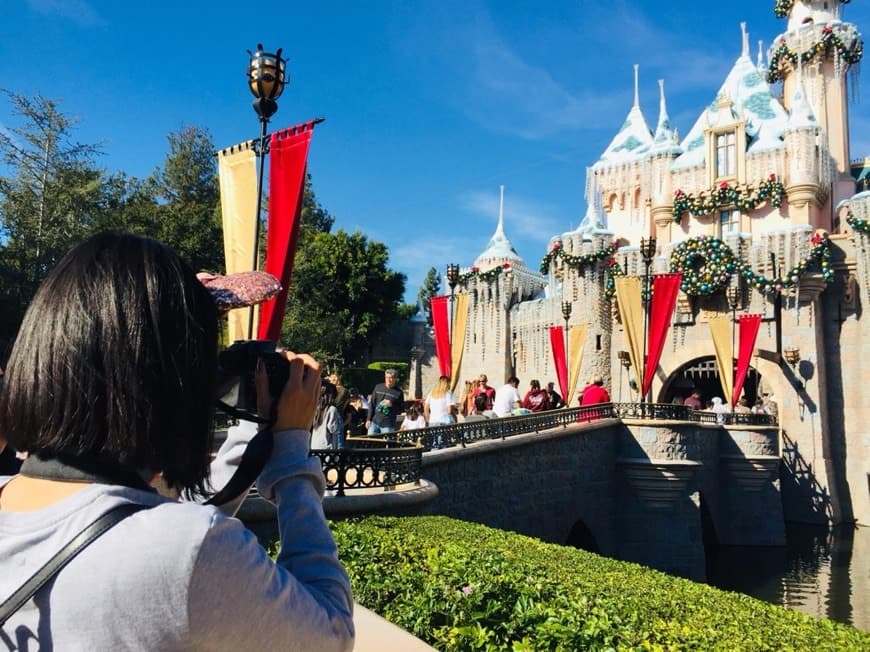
[331, 516, 869, 651]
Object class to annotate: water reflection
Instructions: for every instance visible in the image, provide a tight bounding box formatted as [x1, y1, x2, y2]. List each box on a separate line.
[706, 522, 869, 630]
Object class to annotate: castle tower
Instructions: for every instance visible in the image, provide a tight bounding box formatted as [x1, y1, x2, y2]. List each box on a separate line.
[769, 0, 863, 221]
[460, 187, 545, 387]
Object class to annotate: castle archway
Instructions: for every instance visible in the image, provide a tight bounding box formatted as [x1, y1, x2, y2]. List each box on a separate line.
[658, 355, 762, 407]
[565, 519, 600, 553]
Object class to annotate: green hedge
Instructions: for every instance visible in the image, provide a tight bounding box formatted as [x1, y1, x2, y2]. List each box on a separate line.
[331, 516, 869, 651]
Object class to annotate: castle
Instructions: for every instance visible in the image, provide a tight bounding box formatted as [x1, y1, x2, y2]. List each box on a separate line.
[413, 0, 870, 526]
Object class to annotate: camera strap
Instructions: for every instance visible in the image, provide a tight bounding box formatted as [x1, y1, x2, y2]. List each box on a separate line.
[204, 426, 273, 506]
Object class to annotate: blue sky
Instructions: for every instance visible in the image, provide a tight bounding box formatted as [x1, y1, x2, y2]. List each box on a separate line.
[3, 0, 870, 302]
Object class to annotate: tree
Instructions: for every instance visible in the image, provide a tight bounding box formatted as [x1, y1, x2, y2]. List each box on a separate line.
[0, 91, 112, 351]
[280, 228, 406, 367]
[148, 125, 224, 273]
[417, 266, 442, 325]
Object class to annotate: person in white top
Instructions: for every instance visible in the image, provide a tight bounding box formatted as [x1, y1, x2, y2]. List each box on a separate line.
[493, 377, 522, 417]
[424, 376, 455, 425]
[399, 403, 426, 430]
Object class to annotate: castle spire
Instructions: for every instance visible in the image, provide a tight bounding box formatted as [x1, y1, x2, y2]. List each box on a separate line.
[633, 63, 640, 108]
[741, 22, 749, 58]
[496, 184, 505, 238]
[473, 186, 524, 270]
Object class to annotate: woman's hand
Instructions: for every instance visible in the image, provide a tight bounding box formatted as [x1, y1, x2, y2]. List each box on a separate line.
[255, 351, 321, 431]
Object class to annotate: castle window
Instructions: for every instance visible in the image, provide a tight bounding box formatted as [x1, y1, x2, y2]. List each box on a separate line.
[719, 210, 739, 236]
[715, 132, 736, 178]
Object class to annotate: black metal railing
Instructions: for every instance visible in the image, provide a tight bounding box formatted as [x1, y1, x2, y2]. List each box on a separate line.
[394, 404, 616, 451]
[309, 404, 777, 493]
[391, 403, 777, 452]
[311, 439, 423, 496]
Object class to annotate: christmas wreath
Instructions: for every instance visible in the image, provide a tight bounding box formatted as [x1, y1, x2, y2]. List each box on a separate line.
[669, 235, 833, 296]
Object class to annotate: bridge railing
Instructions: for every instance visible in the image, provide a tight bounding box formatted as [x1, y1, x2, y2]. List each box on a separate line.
[309, 404, 776, 492]
[392, 403, 776, 452]
[311, 439, 423, 497]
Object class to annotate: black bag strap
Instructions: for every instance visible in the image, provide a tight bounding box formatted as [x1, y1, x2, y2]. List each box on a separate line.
[0, 502, 150, 626]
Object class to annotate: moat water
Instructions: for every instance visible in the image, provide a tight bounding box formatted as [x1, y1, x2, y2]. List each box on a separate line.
[705, 522, 869, 630]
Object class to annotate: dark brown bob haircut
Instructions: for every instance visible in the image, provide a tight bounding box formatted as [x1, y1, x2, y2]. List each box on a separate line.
[0, 233, 218, 493]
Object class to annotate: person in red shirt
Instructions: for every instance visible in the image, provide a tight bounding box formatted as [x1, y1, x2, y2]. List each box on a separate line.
[579, 375, 611, 405]
[522, 379, 551, 412]
[472, 374, 496, 410]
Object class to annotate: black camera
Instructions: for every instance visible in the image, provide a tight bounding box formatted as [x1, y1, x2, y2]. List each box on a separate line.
[216, 340, 290, 418]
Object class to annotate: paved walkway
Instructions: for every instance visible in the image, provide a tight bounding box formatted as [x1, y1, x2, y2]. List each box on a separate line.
[353, 603, 435, 650]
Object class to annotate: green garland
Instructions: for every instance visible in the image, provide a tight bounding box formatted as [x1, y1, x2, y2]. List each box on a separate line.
[846, 210, 870, 234]
[774, 0, 793, 18]
[457, 263, 509, 286]
[775, 0, 852, 19]
[673, 176, 785, 223]
[669, 234, 833, 296]
[539, 241, 618, 275]
[767, 24, 863, 83]
[544, 233, 833, 299]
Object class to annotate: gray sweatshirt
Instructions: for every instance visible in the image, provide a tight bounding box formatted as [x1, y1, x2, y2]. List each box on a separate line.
[0, 425, 354, 651]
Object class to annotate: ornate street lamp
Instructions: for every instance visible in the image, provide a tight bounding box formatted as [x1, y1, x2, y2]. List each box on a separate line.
[245, 44, 287, 338]
[446, 263, 460, 355]
[561, 300, 572, 396]
[639, 237, 657, 408]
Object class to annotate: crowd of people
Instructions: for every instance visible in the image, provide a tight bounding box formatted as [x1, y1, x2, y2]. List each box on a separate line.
[304, 370, 618, 450]
[310, 367, 782, 449]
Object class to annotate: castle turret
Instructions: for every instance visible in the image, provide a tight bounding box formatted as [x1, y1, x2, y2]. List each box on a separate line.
[768, 0, 863, 220]
[783, 71, 825, 221]
[648, 79, 683, 238]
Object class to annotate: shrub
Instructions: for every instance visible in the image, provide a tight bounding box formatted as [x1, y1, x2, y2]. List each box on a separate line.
[331, 516, 870, 651]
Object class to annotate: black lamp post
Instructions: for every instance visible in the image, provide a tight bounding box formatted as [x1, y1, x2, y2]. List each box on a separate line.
[639, 237, 657, 408]
[726, 285, 741, 408]
[561, 300, 572, 396]
[246, 44, 287, 339]
[446, 263, 460, 357]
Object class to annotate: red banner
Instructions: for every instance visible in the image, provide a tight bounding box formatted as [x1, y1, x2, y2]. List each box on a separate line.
[733, 314, 762, 406]
[257, 121, 315, 341]
[643, 273, 682, 397]
[549, 326, 568, 402]
[430, 296, 451, 377]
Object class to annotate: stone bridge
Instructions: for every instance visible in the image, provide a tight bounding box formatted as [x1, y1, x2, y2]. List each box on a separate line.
[339, 409, 784, 582]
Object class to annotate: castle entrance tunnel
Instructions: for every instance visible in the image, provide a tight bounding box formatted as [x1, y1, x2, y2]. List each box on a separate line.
[658, 355, 762, 407]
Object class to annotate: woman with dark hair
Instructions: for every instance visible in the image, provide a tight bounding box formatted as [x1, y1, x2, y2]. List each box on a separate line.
[0, 233, 354, 650]
[311, 381, 344, 449]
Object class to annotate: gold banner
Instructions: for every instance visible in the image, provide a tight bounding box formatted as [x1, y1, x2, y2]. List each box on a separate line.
[615, 277, 643, 390]
[218, 143, 258, 343]
[450, 292, 469, 392]
[567, 323, 588, 404]
[708, 315, 733, 405]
